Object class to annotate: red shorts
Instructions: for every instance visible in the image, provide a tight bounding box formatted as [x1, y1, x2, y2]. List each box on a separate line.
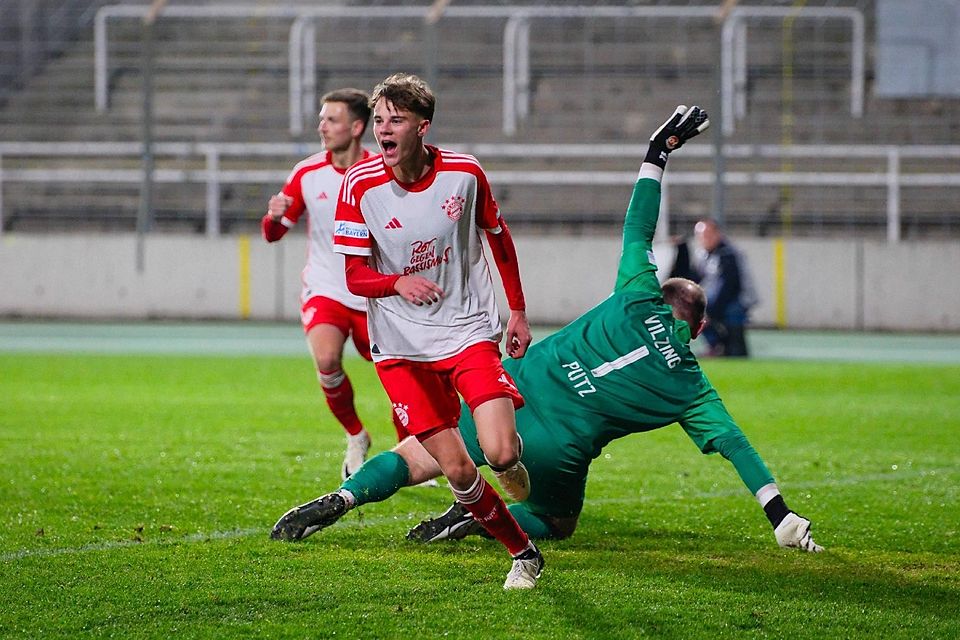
[301, 296, 371, 361]
[375, 341, 524, 440]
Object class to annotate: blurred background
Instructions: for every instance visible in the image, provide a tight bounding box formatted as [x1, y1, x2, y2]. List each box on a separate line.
[1, 0, 958, 332]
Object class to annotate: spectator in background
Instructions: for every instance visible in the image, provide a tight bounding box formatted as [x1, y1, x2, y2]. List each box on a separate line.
[691, 218, 757, 357]
[669, 219, 756, 357]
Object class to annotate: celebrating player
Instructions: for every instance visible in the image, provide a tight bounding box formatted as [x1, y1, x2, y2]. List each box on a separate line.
[273, 73, 542, 590]
[261, 88, 390, 479]
[270, 104, 824, 556]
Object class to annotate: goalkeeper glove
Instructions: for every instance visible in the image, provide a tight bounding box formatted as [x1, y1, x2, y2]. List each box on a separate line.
[644, 104, 710, 169]
[774, 511, 825, 553]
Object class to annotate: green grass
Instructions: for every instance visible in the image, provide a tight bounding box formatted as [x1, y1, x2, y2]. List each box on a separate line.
[1, 352, 958, 638]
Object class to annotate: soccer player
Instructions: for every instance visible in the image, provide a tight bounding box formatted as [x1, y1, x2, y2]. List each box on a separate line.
[278, 73, 543, 590]
[270, 104, 824, 556]
[261, 88, 386, 479]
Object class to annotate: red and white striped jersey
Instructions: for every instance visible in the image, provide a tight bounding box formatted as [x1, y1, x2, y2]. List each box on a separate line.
[333, 146, 504, 362]
[277, 150, 371, 311]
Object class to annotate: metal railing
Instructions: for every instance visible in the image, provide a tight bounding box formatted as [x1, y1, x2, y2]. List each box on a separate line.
[2, 142, 958, 243]
[720, 6, 865, 136]
[93, 4, 865, 136]
[2, 0, 102, 100]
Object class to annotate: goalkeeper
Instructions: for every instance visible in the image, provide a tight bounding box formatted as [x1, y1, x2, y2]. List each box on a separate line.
[271, 105, 823, 553]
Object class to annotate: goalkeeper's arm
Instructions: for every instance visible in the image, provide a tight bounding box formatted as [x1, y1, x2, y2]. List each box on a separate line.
[624, 105, 711, 245]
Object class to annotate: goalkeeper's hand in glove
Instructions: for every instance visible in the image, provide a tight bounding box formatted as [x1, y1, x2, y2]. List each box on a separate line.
[774, 511, 825, 553]
[644, 104, 710, 169]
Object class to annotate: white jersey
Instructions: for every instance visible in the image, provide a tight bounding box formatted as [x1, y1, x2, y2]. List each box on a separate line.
[333, 146, 504, 362]
[279, 150, 371, 311]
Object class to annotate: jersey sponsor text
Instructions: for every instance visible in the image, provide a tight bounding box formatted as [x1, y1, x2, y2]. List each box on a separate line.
[404, 238, 453, 275]
[335, 220, 369, 239]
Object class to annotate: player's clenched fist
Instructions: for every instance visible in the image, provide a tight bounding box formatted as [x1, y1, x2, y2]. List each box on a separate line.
[267, 193, 294, 221]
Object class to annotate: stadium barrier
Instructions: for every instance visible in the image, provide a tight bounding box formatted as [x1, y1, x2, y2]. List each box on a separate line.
[2, 142, 959, 243]
[1, 231, 958, 332]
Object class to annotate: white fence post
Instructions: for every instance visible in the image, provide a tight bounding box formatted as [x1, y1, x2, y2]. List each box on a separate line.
[303, 19, 317, 131]
[503, 15, 523, 137]
[887, 147, 900, 244]
[205, 147, 221, 237]
[289, 17, 306, 136]
[0, 154, 4, 237]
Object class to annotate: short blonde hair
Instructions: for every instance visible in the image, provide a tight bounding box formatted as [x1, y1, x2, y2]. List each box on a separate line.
[370, 73, 435, 121]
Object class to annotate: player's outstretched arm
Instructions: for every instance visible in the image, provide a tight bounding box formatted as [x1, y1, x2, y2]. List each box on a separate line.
[615, 104, 710, 291]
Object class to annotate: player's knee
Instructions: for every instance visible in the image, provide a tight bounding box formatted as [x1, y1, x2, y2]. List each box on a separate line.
[482, 438, 520, 471]
[546, 515, 579, 540]
[443, 461, 481, 489]
[482, 442, 519, 471]
[314, 351, 343, 375]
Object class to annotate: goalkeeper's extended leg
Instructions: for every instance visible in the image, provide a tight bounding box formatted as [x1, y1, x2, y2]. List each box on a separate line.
[271, 491, 350, 541]
[271, 450, 412, 541]
[407, 501, 569, 542]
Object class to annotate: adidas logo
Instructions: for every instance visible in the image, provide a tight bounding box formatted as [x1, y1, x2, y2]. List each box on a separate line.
[385, 217, 403, 229]
[317, 191, 329, 200]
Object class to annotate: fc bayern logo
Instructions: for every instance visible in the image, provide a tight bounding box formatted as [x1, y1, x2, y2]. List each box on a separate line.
[441, 195, 466, 222]
[393, 403, 410, 427]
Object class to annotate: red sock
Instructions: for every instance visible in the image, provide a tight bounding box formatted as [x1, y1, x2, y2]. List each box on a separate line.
[318, 369, 363, 436]
[453, 473, 530, 556]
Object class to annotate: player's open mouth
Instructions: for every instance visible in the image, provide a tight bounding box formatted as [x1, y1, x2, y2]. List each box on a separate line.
[381, 141, 398, 154]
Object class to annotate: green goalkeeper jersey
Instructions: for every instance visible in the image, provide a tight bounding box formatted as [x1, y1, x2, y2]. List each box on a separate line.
[503, 176, 723, 461]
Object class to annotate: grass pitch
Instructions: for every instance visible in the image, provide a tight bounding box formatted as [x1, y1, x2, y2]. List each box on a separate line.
[1, 346, 958, 638]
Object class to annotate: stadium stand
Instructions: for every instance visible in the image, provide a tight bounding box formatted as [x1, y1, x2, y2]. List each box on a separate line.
[0, 0, 958, 238]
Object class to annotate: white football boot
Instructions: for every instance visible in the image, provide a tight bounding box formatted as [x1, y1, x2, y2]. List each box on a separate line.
[503, 544, 545, 590]
[493, 461, 531, 502]
[342, 430, 371, 480]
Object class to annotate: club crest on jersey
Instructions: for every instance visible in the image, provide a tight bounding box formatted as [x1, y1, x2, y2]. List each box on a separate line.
[441, 195, 466, 222]
[392, 403, 410, 427]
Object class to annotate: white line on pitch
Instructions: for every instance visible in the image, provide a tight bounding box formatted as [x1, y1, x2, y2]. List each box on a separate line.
[3, 466, 951, 561]
[0, 512, 416, 562]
